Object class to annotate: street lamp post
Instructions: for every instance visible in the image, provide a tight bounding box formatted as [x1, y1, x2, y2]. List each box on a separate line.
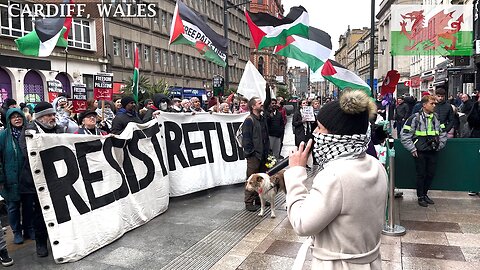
[369, 0, 375, 98]
[223, 0, 251, 92]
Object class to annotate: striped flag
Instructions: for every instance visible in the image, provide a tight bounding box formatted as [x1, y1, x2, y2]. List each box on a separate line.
[245, 6, 309, 50]
[169, 1, 228, 67]
[321, 60, 371, 95]
[274, 27, 332, 72]
[15, 0, 72, 57]
[133, 45, 139, 103]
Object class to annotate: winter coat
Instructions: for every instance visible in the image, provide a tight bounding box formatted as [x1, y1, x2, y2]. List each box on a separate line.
[284, 155, 387, 270]
[19, 120, 64, 194]
[461, 99, 474, 114]
[111, 109, 142, 134]
[0, 108, 26, 201]
[267, 109, 284, 138]
[434, 101, 455, 132]
[292, 109, 312, 146]
[395, 102, 409, 122]
[401, 111, 447, 153]
[241, 113, 269, 161]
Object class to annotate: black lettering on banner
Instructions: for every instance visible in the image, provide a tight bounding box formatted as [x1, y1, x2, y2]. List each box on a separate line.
[129, 129, 155, 190]
[182, 123, 206, 167]
[232, 122, 245, 160]
[102, 137, 130, 200]
[142, 124, 168, 177]
[122, 145, 140, 194]
[40, 146, 90, 224]
[76, 140, 115, 210]
[215, 122, 238, 162]
[164, 121, 189, 171]
[197, 122, 216, 163]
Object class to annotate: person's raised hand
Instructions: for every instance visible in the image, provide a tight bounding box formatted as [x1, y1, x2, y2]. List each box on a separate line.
[289, 139, 313, 168]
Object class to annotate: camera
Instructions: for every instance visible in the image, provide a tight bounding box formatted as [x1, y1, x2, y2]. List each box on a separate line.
[426, 136, 440, 151]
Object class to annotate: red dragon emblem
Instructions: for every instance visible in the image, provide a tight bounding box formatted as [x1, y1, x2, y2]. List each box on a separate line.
[400, 9, 464, 51]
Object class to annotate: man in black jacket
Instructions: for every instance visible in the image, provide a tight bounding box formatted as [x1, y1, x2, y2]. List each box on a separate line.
[395, 96, 409, 137]
[460, 94, 474, 114]
[111, 96, 142, 134]
[267, 98, 284, 159]
[434, 88, 455, 135]
[242, 96, 270, 212]
[19, 102, 64, 257]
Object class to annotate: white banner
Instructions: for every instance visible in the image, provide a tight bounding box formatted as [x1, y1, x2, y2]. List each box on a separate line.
[158, 112, 248, 196]
[26, 113, 248, 263]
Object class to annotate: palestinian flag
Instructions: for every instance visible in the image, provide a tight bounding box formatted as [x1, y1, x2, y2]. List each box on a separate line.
[132, 45, 139, 103]
[169, 1, 228, 67]
[245, 6, 309, 50]
[274, 27, 332, 72]
[15, 1, 72, 57]
[321, 60, 371, 95]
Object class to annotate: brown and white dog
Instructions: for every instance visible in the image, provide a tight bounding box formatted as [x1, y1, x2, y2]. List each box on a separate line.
[245, 170, 286, 218]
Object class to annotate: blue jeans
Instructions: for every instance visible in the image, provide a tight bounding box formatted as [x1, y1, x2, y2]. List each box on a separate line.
[6, 194, 35, 235]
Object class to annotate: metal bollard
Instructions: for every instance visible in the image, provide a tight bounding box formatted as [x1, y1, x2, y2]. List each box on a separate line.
[382, 138, 406, 236]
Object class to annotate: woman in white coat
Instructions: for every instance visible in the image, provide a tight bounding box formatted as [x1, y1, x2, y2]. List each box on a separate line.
[285, 89, 388, 270]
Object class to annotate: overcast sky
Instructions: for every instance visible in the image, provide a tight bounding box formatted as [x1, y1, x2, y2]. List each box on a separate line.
[282, 0, 381, 80]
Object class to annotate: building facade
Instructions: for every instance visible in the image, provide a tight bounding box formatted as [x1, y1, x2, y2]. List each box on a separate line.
[107, 0, 251, 100]
[287, 66, 308, 97]
[0, 0, 106, 104]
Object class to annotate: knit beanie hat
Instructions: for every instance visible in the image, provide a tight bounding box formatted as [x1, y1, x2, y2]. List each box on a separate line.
[316, 90, 376, 135]
[3, 98, 16, 108]
[121, 96, 135, 108]
[34, 101, 56, 119]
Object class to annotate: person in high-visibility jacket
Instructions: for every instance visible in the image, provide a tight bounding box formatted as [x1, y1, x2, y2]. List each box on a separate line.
[401, 95, 447, 207]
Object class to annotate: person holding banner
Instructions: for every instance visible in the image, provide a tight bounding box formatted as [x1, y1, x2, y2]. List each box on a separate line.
[19, 102, 66, 257]
[0, 108, 35, 245]
[285, 90, 387, 269]
[111, 96, 142, 135]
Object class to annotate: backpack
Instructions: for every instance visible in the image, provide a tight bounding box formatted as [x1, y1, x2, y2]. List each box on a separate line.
[235, 116, 251, 148]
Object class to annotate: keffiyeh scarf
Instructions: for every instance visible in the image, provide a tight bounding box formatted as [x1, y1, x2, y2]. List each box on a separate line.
[312, 131, 370, 169]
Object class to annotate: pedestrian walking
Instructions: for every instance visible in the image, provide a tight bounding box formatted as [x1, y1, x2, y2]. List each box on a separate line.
[285, 89, 387, 269]
[401, 95, 447, 207]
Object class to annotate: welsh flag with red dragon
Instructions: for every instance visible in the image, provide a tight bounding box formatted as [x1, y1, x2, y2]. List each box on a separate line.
[169, 0, 228, 67]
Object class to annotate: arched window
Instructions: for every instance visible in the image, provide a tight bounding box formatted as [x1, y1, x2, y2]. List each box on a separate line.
[24, 70, 44, 103]
[0, 68, 12, 105]
[258, 56, 264, 75]
[55, 72, 71, 97]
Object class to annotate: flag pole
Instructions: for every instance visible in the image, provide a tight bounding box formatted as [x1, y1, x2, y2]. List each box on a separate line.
[65, 48, 68, 73]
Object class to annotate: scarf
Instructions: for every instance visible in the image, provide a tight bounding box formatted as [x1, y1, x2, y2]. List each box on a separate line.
[11, 127, 22, 140]
[312, 132, 370, 169]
